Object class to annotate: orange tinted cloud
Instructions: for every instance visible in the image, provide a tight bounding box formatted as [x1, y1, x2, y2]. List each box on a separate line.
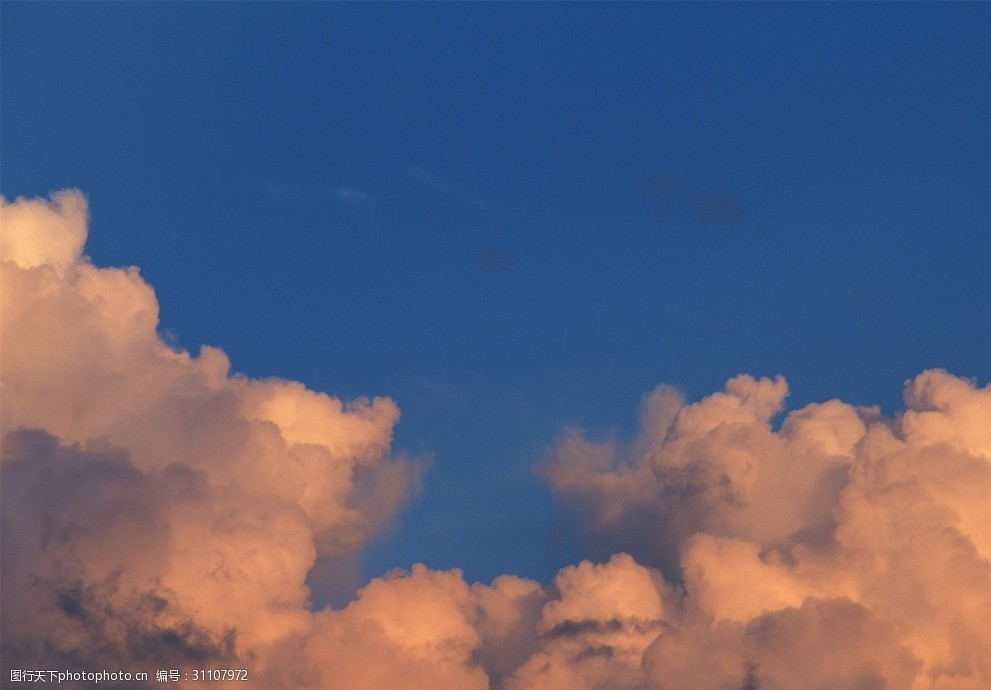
[3, 191, 989, 689]
[544, 369, 991, 689]
[1, 191, 419, 675]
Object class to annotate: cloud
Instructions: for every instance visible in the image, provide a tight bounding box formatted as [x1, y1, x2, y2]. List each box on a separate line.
[262, 180, 371, 206]
[3, 190, 989, 689]
[409, 165, 456, 194]
[1, 429, 238, 671]
[1, 191, 420, 680]
[409, 165, 491, 210]
[643, 598, 921, 690]
[542, 369, 991, 689]
[475, 244, 517, 274]
[0, 189, 88, 269]
[641, 172, 752, 228]
[693, 190, 748, 226]
[505, 553, 673, 690]
[335, 187, 371, 204]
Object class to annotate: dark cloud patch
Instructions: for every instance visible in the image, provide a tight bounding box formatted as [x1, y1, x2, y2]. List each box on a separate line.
[640, 172, 753, 230]
[544, 618, 625, 639]
[543, 618, 662, 640]
[0, 429, 227, 678]
[41, 576, 232, 667]
[737, 663, 760, 690]
[541, 448, 752, 582]
[573, 644, 615, 662]
[475, 244, 517, 274]
[639, 173, 683, 223]
[2, 572, 234, 685]
[641, 173, 683, 197]
[694, 190, 747, 226]
[57, 585, 88, 619]
[737, 599, 916, 690]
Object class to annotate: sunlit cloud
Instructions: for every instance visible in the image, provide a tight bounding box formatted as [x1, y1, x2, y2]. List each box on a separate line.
[3, 190, 988, 689]
[1, 190, 420, 675]
[542, 370, 991, 689]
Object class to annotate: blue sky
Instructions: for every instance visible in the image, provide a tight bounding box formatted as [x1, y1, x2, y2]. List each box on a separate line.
[4, 2, 989, 591]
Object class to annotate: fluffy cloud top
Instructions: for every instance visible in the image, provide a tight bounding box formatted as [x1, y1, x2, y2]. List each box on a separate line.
[543, 370, 991, 690]
[1, 191, 419, 671]
[2, 191, 989, 689]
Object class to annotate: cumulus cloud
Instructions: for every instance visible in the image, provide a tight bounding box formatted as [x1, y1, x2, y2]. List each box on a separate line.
[3, 190, 989, 689]
[543, 370, 991, 689]
[1, 191, 420, 682]
[505, 553, 673, 690]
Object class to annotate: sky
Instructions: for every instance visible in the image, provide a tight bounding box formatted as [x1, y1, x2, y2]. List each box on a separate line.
[2, 4, 990, 689]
